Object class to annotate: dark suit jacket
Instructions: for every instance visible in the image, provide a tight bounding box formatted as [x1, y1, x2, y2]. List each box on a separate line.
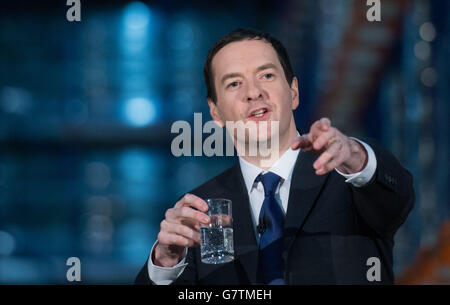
[135, 140, 414, 285]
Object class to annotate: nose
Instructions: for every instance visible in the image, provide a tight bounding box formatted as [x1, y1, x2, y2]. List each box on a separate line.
[246, 79, 263, 102]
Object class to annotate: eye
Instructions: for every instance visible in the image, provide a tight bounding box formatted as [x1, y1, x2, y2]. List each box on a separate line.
[227, 81, 240, 88]
[263, 73, 274, 80]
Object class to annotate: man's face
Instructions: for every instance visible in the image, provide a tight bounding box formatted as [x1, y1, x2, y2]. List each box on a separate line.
[208, 39, 299, 147]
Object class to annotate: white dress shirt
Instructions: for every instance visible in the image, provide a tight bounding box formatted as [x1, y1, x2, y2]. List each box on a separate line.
[148, 138, 377, 285]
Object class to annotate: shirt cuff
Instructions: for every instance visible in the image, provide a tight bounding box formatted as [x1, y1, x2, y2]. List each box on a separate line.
[335, 138, 377, 187]
[147, 241, 188, 285]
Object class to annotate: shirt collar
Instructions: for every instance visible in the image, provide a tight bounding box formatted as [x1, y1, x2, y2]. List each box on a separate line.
[239, 146, 300, 194]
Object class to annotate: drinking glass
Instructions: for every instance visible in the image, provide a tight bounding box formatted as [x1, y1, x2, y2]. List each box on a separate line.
[200, 198, 234, 264]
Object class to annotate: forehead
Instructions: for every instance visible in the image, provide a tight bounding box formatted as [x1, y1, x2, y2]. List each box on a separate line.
[211, 39, 281, 78]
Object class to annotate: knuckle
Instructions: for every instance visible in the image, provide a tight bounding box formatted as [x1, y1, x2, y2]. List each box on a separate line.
[179, 206, 187, 215]
[181, 206, 193, 217]
[161, 220, 172, 231]
[184, 193, 192, 202]
[165, 208, 173, 219]
[157, 231, 165, 243]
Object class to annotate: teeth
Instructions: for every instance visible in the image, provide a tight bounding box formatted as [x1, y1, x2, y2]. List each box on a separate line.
[252, 109, 266, 117]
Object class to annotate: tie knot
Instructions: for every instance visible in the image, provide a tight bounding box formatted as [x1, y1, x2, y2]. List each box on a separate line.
[256, 172, 282, 197]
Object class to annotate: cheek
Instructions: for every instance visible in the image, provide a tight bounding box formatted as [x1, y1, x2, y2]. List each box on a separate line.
[271, 87, 291, 109]
[217, 104, 239, 122]
[232, 89, 246, 102]
[219, 88, 242, 104]
[220, 92, 245, 117]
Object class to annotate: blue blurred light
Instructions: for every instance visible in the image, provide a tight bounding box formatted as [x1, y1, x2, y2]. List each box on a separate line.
[117, 219, 156, 263]
[119, 149, 151, 183]
[123, 98, 156, 127]
[123, 2, 150, 30]
[122, 1, 151, 43]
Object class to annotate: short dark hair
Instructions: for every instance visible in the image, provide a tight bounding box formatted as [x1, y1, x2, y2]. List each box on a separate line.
[203, 28, 295, 104]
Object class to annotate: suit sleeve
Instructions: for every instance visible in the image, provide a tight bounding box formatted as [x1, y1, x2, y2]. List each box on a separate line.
[171, 246, 199, 284]
[349, 139, 415, 237]
[135, 259, 153, 284]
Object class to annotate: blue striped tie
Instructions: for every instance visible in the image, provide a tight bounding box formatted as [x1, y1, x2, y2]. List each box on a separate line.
[256, 172, 285, 285]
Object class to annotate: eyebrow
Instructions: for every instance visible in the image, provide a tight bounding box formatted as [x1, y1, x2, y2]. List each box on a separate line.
[220, 63, 278, 85]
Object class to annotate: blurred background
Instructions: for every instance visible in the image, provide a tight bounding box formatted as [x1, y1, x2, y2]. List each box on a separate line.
[0, 0, 448, 284]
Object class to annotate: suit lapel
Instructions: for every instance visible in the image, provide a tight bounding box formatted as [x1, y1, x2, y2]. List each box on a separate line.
[284, 151, 329, 252]
[218, 163, 260, 284]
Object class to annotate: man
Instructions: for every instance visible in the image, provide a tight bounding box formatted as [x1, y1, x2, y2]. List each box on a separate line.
[135, 28, 414, 285]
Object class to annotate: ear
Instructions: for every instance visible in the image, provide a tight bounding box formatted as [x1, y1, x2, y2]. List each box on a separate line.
[207, 98, 225, 127]
[290, 77, 299, 110]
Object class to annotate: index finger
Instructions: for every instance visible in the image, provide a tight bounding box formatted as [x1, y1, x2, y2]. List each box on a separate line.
[176, 193, 209, 212]
[310, 117, 331, 138]
[319, 117, 331, 130]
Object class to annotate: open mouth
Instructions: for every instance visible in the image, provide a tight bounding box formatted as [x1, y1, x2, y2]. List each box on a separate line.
[248, 107, 270, 119]
[251, 109, 267, 117]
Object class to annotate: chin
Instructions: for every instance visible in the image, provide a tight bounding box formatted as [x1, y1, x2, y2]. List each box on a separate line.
[227, 119, 280, 147]
[250, 121, 279, 144]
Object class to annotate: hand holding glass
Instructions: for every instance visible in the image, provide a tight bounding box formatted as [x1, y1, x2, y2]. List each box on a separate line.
[200, 198, 234, 264]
